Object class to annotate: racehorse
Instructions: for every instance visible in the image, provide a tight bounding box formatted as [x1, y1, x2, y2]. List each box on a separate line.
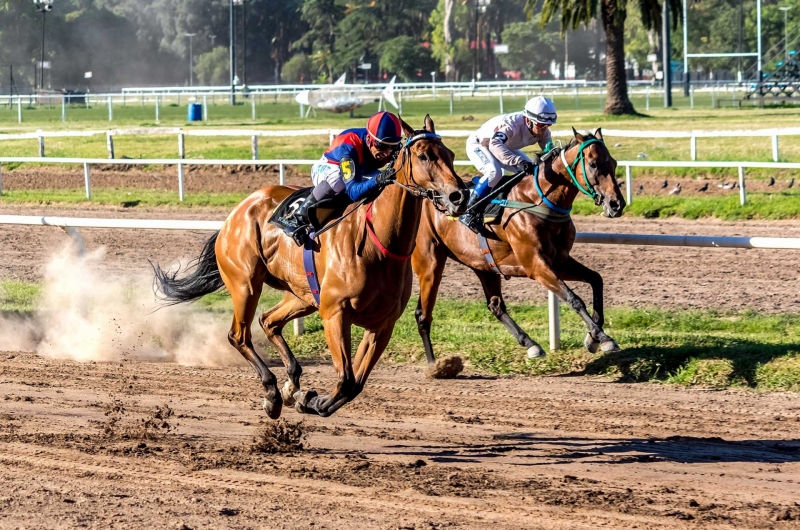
[412, 128, 625, 365]
[153, 115, 468, 418]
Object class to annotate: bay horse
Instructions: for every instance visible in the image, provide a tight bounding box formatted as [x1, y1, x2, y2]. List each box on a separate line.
[412, 128, 625, 365]
[154, 115, 468, 418]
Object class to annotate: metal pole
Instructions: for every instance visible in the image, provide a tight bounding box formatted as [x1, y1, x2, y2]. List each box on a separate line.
[61, 97, 65, 122]
[178, 132, 185, 159]
[772, 134, 779, 162]
[230, 0, 236, 105]
[279, 163, 285, 185]
[17, 96, 22, 123]
[251, 135, 258, 160]
[499, 89, 503, 114]
[106, 132, 115, 159]
[689, 84, 694, 109]
[38, 133, 45, 157]
[738, 166, 746, 205]
[203, 95, 208, 121]
[107, 95, 113, 121]
[683, 0, 689, 97]
[155, 95, 160, 122]
[757, 0, 762, 87]
[663, 0, 673, 107]
[251, 94, 255, 120]
[293, 318, 304, 336]
[178, 163, 185, 201]
[690, 135, 697, 160]
[625, 165, 633, 205]
[40, 10, 46, 90]
[449, 89, 454, 115]
[0, 163, 3, 195]
[548, 291, 561, 352]
[188, 33, 195, 87]
[83, 162, 91, 199]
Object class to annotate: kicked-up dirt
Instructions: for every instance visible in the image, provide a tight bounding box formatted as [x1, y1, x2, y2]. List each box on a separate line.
[0, 352, 798, 529]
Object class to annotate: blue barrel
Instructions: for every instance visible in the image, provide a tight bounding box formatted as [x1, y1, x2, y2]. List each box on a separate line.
[187, 103, 202, 122]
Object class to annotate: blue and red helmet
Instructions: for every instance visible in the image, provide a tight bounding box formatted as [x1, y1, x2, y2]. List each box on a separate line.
[366, 111, 403, 147]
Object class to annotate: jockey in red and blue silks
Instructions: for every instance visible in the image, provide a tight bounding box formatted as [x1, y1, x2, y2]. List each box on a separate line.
[282, 111, 403, 245]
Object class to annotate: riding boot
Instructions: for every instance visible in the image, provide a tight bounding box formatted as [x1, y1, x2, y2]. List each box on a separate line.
[283, 193, 319, 246]
[459, 180, 492, 233]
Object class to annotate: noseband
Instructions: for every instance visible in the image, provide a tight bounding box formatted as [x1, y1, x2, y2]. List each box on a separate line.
[560, 138, 605, 203]
[390, 132, 453, 214]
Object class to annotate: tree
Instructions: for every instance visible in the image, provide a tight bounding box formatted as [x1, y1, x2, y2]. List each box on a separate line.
[379, 36, 436, 81]
[499, 18, 558, 79]
[530, 0, 681, 114]
[195, 46, 229, 85]
[281, 53, 313, 83]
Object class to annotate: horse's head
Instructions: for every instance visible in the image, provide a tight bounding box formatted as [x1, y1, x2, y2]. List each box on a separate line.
[562, 128, 625, 218]
[395, 114, 469, 216]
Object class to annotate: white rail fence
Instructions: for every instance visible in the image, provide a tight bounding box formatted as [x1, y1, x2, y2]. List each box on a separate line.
[1, 214, 799, 349]
[2, 126, 799, 162]
[1, 155, 799, 206]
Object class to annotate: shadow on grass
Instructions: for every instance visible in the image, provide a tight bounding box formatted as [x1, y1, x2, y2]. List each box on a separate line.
[579, 340, 800, 388]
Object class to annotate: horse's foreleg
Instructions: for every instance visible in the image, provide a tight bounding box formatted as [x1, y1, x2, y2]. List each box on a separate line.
[226, 281, 283, 419]
[474, 270, 545, 358]
[528, 255, 620, 354]
[294, 310, 355, 417]
[259, 292, 317, 406]
[353, 326, 394, 384]
[412, 244, 447, 365]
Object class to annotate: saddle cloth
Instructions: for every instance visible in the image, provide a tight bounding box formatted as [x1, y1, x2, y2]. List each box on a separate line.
[268, 187, 353, 232]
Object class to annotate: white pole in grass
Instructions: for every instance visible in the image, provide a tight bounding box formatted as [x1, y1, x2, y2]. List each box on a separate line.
[279, 163, 285, 185]
[107, 95, 113, 121]
[38, 132, 45, 157]
[293, 318, 304, 336]
[155, 96, 160, 122]
[625, 165, 633, 205]
[251, 135, 258, 160]
[548, 291, 561, 351]
[61, 97, 66, 122]
[738, 166, 746, 205]
[106, 132, 114, 159]
[499, 89, 504, 114]
[203, 95, 208, 121]
[178, 132, 185, 159]
[772, 135, 779, 162]
[17, 96, 22, 123]
[251, 95, 256, 120]
[645, 86, 650, 111]
[178, 163, 185, 201]
[690, 135, 697, 160]
[0, 163, 3, 195]
[83, 162, 91, 199]
[449, 89, 454, 116]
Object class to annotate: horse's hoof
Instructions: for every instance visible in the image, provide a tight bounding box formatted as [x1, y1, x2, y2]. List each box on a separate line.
[281, 380, 299, 407]
[584, 333, 600, 354]
[600, 340, 621, 353]
[262, 395, 283, 420]
[527, 345, 546, 358]
[293, 389, 318, 414]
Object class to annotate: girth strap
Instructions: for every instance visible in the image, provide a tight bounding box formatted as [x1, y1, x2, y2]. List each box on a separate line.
[365, 201, 413, 262]
[477, 232, 507, 278]
[303, 230, 321, 307]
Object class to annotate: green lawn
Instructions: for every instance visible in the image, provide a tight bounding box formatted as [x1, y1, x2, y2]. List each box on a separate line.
[3, 279, 799, 392]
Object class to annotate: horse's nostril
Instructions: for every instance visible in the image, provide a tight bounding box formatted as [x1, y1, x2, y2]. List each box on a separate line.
[449, 191, 466, 205]
[609, 200, 620, 211]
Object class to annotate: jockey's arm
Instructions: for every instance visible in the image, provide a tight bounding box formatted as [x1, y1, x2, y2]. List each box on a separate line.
[341, 156, 380, 201]
[488, 128, 524, 167]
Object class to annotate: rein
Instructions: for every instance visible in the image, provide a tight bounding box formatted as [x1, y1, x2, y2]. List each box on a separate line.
[561, 138, 604, 200]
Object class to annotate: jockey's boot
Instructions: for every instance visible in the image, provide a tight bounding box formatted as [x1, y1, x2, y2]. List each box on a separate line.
[283, 193, 319, 246]
[459, 180, 491, 234]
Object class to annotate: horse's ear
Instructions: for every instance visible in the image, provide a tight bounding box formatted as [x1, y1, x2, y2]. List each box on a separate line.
[572, 127, 586, 142]
[399, 117, 414, 138]
[424, 114, 436, 133]
[594, 128, 603, 141]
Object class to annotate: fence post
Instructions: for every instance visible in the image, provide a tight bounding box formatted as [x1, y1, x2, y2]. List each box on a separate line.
[0, 163, 3, 195]
[293, 318, 305, 336]
[279, 163, 285, 185]
[689, 84, 694, 109]
[690, 135, 697, 161]
[106, 132, 115, 159]
[625, 165, 633, 205]
[17, 96, 21, 123]
[83, 162, 91, 199]
[738, 166, 746, 205]
[61, 97, 66, 122]
[499, 89, 504, 114]
[251, 135, 258, 160]
[155, 96, 160, 122]
[251, 95, 256, 120]
[299, 103, 304, 118]
[449, 89, 454, 116]
[203, 95, 208, 121]
[178, 132, 185, 159]
[178, 163, 185, 202]
[645, 86, 650, 111]
[548, 291, 561, 352]
[38, 132, 45, 157]
[398, 91, 403, 116]
[772, 135, 779, 162]
[107, 95, 113, 121]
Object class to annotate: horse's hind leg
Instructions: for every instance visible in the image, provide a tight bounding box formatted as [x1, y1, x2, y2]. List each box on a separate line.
[474, 270, 545, 358]
[412, 241, 447, 365]
[223, 271, 283, 419]
[555, 256, 618, 353]
[259, 292, 317, 406]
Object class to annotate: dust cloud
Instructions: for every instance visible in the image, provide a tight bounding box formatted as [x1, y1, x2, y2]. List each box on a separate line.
[0, 240, 245, 367]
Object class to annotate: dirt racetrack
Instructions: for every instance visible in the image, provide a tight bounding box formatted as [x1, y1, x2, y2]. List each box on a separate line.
[1, 352, 799, 529]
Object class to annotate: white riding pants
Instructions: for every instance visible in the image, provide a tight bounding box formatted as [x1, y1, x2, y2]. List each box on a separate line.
[466, 137, 531, 187]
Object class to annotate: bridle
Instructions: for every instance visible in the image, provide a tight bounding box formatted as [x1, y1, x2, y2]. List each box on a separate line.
[559, 137, 605, 205]
[389, 131, 454, 214]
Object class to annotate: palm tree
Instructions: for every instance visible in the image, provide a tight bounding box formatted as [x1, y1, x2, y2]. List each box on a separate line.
[529, 0, 680, 115]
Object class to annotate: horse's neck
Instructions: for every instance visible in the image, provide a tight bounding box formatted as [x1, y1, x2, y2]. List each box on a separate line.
[513, 157, 579, 210]
[367, 176, 421, 257]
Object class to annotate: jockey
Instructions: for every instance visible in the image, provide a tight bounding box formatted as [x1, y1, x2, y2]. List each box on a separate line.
[459, 96, 557, 232]
[281, 111, 403, 245]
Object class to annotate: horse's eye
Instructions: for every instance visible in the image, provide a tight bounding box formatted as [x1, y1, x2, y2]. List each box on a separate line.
[589, 162, 597, 169]
[418, 153, 429, 161]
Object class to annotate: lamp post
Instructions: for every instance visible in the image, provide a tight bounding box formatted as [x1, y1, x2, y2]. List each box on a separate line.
[32, 0, 54, 92]
[780, 7, 792, 61]
[185, 33, 196, 87]
[472, 0, 490, 81]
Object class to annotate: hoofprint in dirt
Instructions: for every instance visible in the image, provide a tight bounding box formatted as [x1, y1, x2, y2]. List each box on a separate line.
[2, 204, 800, 313]
[0, 352, 798, 529]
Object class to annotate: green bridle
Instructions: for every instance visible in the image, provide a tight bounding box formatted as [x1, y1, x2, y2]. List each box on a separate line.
[561, 138, 604, 200]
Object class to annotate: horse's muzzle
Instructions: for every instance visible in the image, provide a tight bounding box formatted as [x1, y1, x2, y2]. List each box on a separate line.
[446, 189, 469, 216]
[602, 197, 626, 218]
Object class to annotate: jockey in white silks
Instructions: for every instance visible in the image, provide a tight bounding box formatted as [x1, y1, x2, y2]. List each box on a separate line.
[459, 96, 558, 232]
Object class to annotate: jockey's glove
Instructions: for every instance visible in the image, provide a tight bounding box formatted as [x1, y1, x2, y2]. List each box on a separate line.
[376, 168, 397, 186]
[520, 160, 538, 175]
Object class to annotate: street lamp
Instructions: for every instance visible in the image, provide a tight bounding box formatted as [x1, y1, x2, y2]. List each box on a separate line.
[780, 7, 792, 61]
[32, 0, 54, 92]
[473, 0, 490, 81]
[185, 33, 196, 87]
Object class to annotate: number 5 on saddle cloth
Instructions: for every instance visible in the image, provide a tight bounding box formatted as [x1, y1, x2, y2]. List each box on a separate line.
[268, 187, 354, 237]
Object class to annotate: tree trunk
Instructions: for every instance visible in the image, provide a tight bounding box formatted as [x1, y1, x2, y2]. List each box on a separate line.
[601, 0, 636, 115]
[444, 0, 455, 81]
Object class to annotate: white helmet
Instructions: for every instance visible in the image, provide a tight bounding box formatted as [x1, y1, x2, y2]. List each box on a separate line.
[523, 96, 557, 125]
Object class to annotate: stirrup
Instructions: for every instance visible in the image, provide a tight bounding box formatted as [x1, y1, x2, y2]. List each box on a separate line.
[290, 225, 309, 246]
[459, 212, 483, 234]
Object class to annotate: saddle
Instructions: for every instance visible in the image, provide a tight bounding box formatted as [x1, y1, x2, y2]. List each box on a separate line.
[466, 175, 514, 225]
[268, 187, 353, 232]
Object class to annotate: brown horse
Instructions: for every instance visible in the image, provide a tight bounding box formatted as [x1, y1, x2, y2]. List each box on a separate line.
[154, 115, 467, 418]
[412, 128, 625, 364]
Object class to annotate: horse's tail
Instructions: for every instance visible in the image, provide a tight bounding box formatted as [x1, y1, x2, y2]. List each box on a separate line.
[152, 232, 225, 305]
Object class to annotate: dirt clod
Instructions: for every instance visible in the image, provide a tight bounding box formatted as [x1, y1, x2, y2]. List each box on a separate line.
[425, 356, 464, 379]
[250, 420, 305, 454]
